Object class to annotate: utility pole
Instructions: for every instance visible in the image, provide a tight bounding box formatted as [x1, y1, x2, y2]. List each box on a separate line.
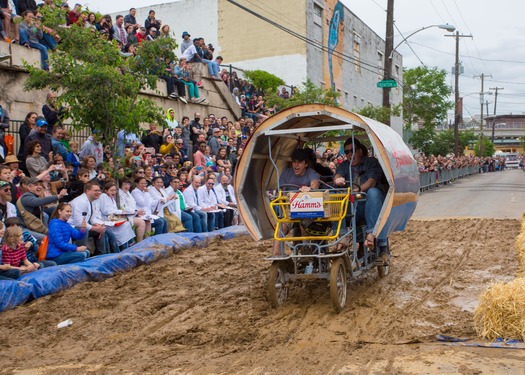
[489, 87, 503, 142]
[474, 73, 492, 156]
[382, 0, 394, 126]
[446, 31, 472, 156]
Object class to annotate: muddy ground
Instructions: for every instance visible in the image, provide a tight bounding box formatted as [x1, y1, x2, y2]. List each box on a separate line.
[0, 219, 524, 374]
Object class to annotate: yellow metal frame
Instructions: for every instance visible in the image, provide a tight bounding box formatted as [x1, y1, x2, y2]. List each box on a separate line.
[270, 188, 351, 241]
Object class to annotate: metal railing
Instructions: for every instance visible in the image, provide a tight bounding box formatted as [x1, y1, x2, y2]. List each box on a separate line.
[6, 120, 92, 157]
[419, 166, 482, 191]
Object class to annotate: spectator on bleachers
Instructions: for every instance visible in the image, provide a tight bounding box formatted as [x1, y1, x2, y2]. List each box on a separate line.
[207, 128, 221, 157]
[117, 178, 150, 242]
[95, 14, 114, 40]
[19, 10, 49, 70]
[47, 202, 90, 265]
[51, 126, 68, 160]
[23, 118, 52, 162]
[165, 176, 199, 232]
[68, 180, 119, 255]
[182, 175, 210, 232]
[125, 24, 137, 45]
[180, 31, 191, 54]
[141, 123, 163, 154]
[165, 108, 178, 131]
[66, 3, 82, 26]
[160, 24, 170, 38]
[135, 26, 147, 45]
[25, 140, 48, 178]
[131, 177, 168, 235]
[80, 156, 97, 180]
[85, 12, 96, 29]
[174, 58, 206, 104]
[0, 180, 17, 225]
[148, 176, 185, 233]
[79, 129, 103, 166]
[215, 174, 236, 227]
[112, 14, 127, 44]
[1, 225, 41, 274]
[17, 111, 36, 160]
[146, 26, 157, 41]
[123, 7, 140, 30]
[99, 182, 136, 249]
[144, 9, 160, 36]
[197, 175, 224, 230]
[17, 177, 66, 241]
[42, 92, 66, 131]
[1, 0, 19, 43]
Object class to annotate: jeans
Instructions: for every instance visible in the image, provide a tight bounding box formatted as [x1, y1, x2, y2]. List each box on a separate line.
[75, 229, 119, 255]
[356, 187, 387, 245]
[194, 209, 208, 232]
[38, 260, 57, 268]
[181, 210, 197, 232]
[0, 269, 22, 280]
[152, 217, 168, 235]
[50, 250, 90, 265]
[181, 80, 200, 98]
[202, 58, 220, 77]
[223, 208, 234, 227]
[213, 211, 224, 230]
[40, 32, 58, 50]
[20, 28, 49, 70]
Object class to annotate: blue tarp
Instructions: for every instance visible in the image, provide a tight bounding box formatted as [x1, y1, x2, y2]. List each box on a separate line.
[0, 226, 249, 312]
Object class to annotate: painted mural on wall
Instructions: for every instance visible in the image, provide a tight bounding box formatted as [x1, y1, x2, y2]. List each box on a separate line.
[324, 0, 344, 93]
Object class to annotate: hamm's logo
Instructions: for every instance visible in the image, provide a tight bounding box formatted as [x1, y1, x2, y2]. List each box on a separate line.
[289, 192, 326, 219]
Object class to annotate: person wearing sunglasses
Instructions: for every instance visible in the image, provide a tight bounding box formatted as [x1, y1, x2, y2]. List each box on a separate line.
[333, 138, 388, 259]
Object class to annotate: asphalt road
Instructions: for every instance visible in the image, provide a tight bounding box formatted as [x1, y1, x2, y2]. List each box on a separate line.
[412, 169, 525, 220]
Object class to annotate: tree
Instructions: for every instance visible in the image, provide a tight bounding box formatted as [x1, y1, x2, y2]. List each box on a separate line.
[473, 137, 496, 157]
[24, 8, 177, 183]
[265, 78, 339, 112]
[409, 128, 476, 156]
[243, 70, 284, 95]
[403, 66, 453, 129]
[357, 103, 401, 125]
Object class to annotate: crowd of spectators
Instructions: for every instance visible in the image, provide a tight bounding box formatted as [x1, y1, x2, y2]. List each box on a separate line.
[0, 87, 259, 279]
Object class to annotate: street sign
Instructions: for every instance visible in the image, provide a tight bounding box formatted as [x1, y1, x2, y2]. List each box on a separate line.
[377, 79, 398, 88]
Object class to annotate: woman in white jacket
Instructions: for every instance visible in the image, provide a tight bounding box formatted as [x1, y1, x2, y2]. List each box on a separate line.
[98, 182, 136, 249]
[148, 176, 185, 232]
[117, 178, 151, 242]
[131, 177, 168, 235]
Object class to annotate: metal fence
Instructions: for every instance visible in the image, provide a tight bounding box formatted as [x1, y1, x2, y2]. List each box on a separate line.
[6, 120, 92, 156]
[419, 166, 481, 191]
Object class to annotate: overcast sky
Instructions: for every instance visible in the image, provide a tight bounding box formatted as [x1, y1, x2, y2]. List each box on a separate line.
[82, 0, 525, 120]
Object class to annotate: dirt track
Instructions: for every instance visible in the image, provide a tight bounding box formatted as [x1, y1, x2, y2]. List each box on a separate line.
[0, 219, 524, 374]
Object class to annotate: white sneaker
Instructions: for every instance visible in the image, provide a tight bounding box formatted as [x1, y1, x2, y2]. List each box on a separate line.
[179, 96, 188, 104]
[168, 93, 178, 99]
[190, 98, 198, 103]
[198, 97, 207, 103]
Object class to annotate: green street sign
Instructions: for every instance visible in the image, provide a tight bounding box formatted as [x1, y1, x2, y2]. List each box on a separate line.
[377, 79, 398, 88]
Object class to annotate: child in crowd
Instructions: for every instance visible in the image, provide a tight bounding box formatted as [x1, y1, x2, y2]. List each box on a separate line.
[1, 225, 41, 275]
[66, 140, 81, 176]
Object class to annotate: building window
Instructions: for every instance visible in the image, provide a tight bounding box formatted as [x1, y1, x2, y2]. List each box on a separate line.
[353, 32, 361, 73]
[313, 3, 323, 26]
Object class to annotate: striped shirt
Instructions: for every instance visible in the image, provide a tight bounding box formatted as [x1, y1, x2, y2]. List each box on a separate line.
[1, 243, 27, 267]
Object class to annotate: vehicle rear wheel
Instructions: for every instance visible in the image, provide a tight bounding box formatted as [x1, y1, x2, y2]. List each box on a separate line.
[268, 261, 288, 308]
[330, 257, 347, 313]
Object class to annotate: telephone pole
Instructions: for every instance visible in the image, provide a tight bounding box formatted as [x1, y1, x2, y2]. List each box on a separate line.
[446, 31, 472, 156]
[474, 73, 492, 156]
[382, 0, 394, 126]
[489, 87, 504, 142]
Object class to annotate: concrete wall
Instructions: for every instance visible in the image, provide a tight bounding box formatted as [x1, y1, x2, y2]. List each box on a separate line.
[0, 41, 241, 124]
[113, 0, 219, 58]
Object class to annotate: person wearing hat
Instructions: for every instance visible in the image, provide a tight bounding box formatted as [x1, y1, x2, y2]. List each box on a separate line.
[22, 117, 53, 162]
[3, 155, 25, 185]
[0, 180, 17, 226]
[207, 127, 222, 157]
[180, 31, 192, 54]
[146, 26, 157, 41]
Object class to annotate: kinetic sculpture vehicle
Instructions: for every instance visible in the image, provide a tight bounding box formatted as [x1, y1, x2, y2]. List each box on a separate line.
[234, 105, 419, 312]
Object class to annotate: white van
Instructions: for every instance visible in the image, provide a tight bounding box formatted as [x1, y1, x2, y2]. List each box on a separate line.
[505, 153, 520, 169]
